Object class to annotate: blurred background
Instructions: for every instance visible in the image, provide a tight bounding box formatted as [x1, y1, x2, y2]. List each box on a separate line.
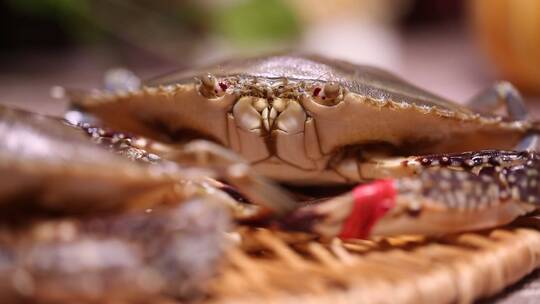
[1, 0, 539, 117]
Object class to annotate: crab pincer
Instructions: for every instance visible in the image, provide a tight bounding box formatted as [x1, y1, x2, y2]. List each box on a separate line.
[279, 150, 539, 239]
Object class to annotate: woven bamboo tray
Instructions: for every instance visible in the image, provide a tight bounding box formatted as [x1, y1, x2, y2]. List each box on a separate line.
[205, 214, 540, 304]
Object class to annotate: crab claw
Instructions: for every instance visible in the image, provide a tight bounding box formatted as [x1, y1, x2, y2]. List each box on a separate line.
[277, 180, 396, 239]
[278, 151, 540, 239]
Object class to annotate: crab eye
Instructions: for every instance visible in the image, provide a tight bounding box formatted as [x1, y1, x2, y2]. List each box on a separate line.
[198, 73, 227, 98]
[201, 73, 216, 89]
[323, 81, 340, 99]
[311, 82, 343, 106]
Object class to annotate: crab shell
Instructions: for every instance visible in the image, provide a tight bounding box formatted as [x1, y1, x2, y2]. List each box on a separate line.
[0, 106, 197, 214]
[74, 54, 532, 185]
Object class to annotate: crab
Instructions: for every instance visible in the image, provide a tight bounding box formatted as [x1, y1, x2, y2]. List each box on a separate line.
[1, 54, 539, 301]
[68, 54, 539, 238]
[0, 105, 293, 302]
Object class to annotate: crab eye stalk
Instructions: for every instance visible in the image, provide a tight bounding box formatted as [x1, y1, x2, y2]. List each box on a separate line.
[198, 73, 227, 98]
[324, 81, 340, 99]
[312, 81, 343, 106]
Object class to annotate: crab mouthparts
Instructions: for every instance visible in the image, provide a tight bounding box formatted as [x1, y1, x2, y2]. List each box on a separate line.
[259, 98, 304, 133]
[233, 96, 305, 135]
[261, 106, 279, 132]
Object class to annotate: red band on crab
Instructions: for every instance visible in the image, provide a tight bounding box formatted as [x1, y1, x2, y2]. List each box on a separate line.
[338, 179, 396, 239]
[313, 87, 321, 97]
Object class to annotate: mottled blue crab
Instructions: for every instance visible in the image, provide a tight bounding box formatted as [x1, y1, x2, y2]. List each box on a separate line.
[0, 105, 293, 302]
[69, 54, 540, 239]
[0, 106, 225, 302]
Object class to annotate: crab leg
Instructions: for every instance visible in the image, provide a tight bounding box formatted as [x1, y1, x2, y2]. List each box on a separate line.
[279, 151, 539, 239]
[466, 81, 528, 120]
[166, 140, 297, 215]
[333, 140, 540, 182]
[77, 121, 297, 215]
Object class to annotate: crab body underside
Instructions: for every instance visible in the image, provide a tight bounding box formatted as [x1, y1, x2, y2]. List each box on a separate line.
[76, 54, 531, 185]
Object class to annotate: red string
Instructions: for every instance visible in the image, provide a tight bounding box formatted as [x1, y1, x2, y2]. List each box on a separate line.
[338, 179, 396, 239]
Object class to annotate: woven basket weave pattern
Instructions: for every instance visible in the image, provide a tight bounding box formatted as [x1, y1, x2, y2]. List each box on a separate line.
[208, 216, 540, 304]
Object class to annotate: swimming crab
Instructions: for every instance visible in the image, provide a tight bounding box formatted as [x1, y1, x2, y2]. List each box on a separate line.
[1, 54, 539, 302]
[69, 54, 540, 238]
[0, 105, 294, 302]
[0, 106, 216, 302]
